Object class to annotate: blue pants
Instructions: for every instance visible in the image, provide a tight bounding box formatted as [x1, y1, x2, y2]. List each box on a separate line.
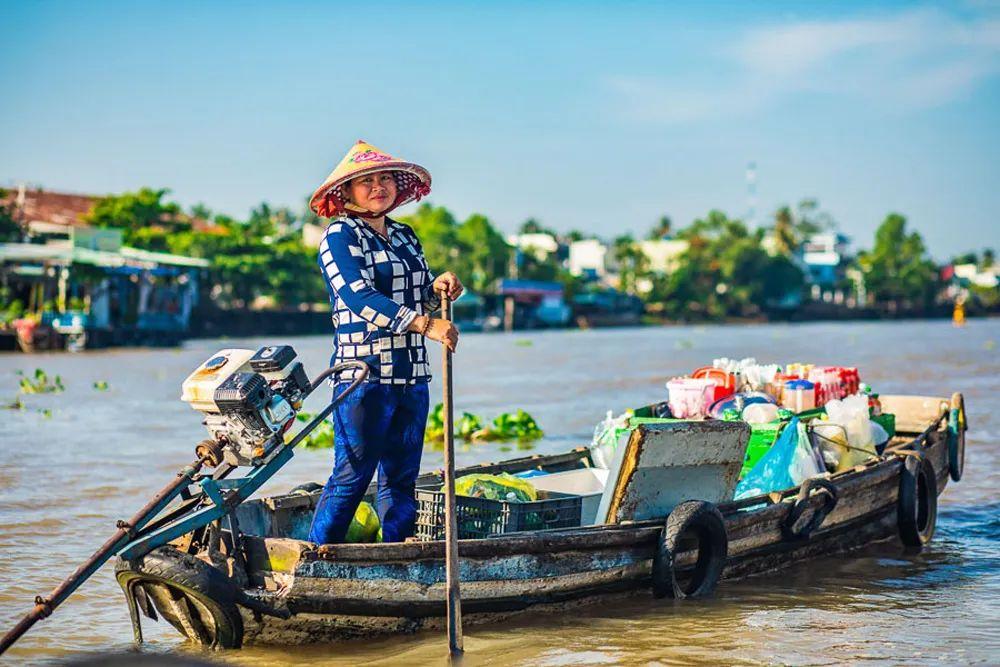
[308, 382, 429, 544]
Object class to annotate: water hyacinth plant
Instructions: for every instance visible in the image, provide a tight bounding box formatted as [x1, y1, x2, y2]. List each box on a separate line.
[17, 369, 65, 394]
[288, 405, 542, 450]
[425, 404, 544, 444]
[293, 411, 335, 449]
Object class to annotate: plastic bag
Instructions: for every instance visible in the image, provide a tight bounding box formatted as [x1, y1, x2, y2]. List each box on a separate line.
[345, 501, 381, 543]
[822, 394, 878, 472]
[590, 410, 633, 468]
[734, 418, 825, 500]
[453, 473, 537, 503]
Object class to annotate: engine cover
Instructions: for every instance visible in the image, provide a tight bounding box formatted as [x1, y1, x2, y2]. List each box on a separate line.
[180, 346, 309, 467]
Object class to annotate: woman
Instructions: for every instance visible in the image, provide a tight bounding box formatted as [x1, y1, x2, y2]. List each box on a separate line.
[306, 140, 463, 544]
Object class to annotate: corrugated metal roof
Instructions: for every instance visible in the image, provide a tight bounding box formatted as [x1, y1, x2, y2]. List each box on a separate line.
[0, 242, 209, 268]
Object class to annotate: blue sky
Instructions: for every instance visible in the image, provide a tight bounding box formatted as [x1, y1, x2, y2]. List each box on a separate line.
[1, 1, 998, 259]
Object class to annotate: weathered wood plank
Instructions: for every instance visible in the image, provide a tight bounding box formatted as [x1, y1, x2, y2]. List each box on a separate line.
[287, 563, 649, 616]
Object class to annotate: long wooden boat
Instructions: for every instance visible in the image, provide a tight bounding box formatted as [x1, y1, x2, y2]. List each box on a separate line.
[114, 392, 967, 648]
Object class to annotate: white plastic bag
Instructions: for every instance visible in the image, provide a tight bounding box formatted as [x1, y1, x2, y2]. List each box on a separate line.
[590, 410, 632, 469]
[788, 419, 825, 485]
[821, 394, 878, 472]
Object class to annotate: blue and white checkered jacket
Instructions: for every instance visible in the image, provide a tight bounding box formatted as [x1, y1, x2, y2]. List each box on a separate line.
[318, 215, 440, 385]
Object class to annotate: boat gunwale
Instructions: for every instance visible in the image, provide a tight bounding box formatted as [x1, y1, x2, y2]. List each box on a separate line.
[294, 401, 949, 564]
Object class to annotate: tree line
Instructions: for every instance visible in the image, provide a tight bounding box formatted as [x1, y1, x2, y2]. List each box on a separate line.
[2, 187, 995, 319]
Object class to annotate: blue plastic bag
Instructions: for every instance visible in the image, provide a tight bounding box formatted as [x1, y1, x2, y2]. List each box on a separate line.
[734, 417, 824, 500]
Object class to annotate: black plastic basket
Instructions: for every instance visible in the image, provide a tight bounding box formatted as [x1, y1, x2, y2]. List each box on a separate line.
[413, 489, 582, 541]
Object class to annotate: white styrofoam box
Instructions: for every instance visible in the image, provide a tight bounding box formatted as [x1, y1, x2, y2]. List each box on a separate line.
[530, 468, 609, 525]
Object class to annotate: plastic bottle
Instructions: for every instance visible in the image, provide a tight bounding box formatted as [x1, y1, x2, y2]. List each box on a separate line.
[782, 379, 816, 413]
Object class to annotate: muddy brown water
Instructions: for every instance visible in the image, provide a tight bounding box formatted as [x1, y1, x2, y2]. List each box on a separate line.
[1, 320, 998, 665]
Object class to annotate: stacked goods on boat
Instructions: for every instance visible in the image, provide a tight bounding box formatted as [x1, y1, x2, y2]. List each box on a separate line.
[409, 357, 895, 539]
[415, 471, 586, 540]
[601, 358, 894, 497]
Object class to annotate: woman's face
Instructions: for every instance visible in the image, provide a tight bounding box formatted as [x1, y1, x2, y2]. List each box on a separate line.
[347, 172, 398, 214]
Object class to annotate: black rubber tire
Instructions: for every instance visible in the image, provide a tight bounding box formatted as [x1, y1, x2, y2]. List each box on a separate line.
[651, 500, 728, 599]
[897, 455, 938, 549]
[948, 394, 966, 483]
[115, 547, 244, 649]
[781, 478, 840, 541]
[289, 482, 324, 495]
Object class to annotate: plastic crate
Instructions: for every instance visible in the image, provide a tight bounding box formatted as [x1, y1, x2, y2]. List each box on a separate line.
[872, 412, 896, 439]
[413, 489, 582, 541]
[740, 421, 787, 478]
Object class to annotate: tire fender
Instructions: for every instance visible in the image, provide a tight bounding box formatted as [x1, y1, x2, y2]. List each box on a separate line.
[781, 478, 840, 541]
[897, 454, 938, 549]
[114, 546, 244, 649]
[651, 500, 728, 599]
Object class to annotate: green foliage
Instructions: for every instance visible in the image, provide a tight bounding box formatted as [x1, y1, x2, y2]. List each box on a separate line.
[612, 234, 650, 295]
[425, 404, 544, 443]
[470, 409, 544, 442]
[17, 368, 64, 394]
[519, 218, 556, 235]
[83, 190, 324, 310]
[93, 380, 109, 391]
[294, 411, 335, 449]
[1, 295, 26, 326]
[456, 411, 484, 440]
[84, 188, 186, 251]
[0, 188, 23, 242]
[400, 203, 511, 293]
[857, 213, 939, 308]
[647, 215, 673, 240]
[651, 210, 803, 319]
[456, 214, 511, 293]
[5, 396, 25, 410]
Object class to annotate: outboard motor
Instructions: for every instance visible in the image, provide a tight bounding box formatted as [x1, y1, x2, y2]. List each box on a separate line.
[181, 346, 311, 467]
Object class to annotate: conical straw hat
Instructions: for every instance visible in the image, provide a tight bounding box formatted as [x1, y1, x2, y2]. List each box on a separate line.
[309, 140, 431, 218]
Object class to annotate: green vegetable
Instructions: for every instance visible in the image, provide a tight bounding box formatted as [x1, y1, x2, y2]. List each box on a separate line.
[345, 501, 380, 543]
[453, 473, 537, 502]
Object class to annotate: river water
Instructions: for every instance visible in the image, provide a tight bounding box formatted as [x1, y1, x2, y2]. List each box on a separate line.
[1, 319, 998, 665]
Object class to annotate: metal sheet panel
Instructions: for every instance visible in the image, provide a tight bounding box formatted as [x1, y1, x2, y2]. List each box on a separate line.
[597, 421, 750, 524]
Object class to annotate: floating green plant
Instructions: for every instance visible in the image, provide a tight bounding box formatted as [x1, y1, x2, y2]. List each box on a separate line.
[17, 369, 64, 395]
[426, 404, 544, 444]
[5, 396, 25, 411]
[93, 380, 110, 391]
[293, 411, 335, 449]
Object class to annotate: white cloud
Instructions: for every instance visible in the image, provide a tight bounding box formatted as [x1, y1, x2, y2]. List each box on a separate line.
[609, 8, 1000, 124]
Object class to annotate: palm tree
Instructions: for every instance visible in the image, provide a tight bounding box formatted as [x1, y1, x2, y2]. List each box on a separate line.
[772, 207, 797, 256]
[647, 215, 673, 240]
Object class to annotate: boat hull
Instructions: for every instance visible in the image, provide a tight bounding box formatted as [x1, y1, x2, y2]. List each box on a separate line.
[116, 394, 956, 647]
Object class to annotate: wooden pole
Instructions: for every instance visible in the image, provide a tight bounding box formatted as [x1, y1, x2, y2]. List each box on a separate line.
[440, 293, 464, 655]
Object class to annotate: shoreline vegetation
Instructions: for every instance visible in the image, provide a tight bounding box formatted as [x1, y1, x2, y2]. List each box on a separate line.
[1, 187, 997, 343]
